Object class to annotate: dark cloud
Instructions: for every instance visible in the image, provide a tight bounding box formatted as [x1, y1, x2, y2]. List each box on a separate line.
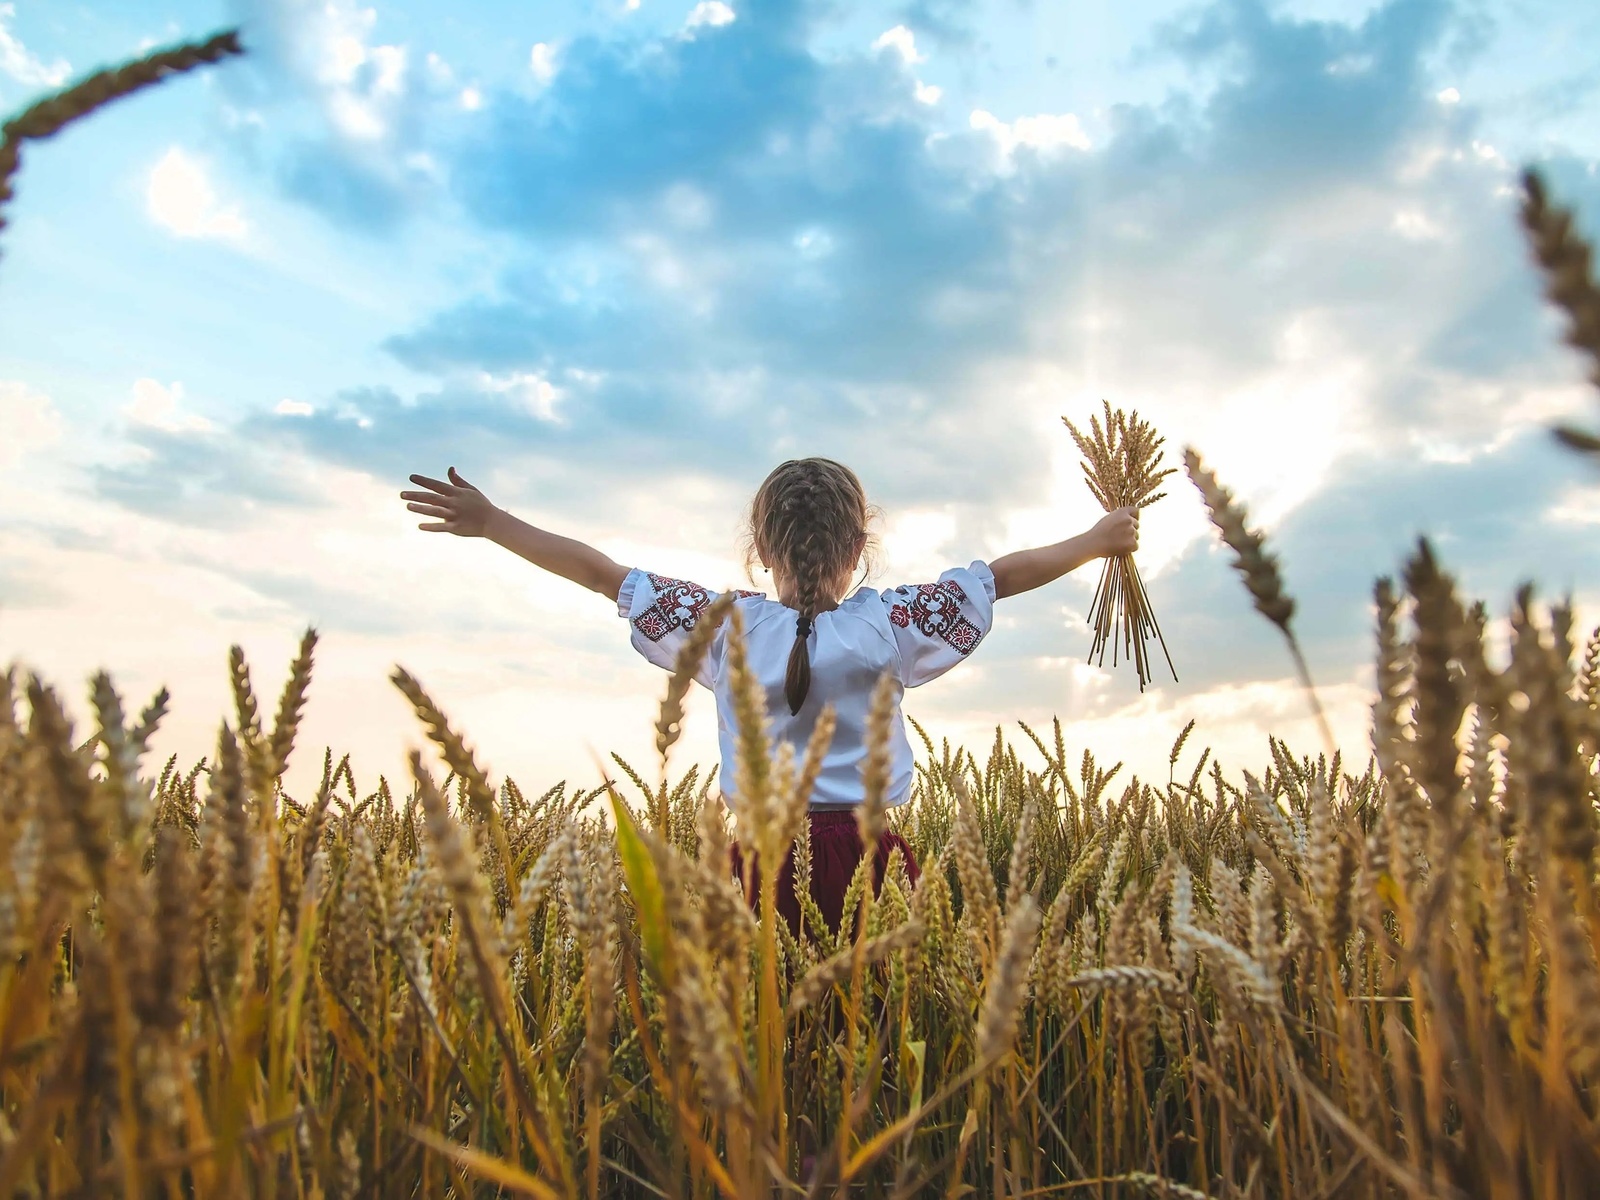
[91, 424, 322, 529]
[379, 0, 1552, 465]
[278, 141, 413, 232]
[895, 0, 983, 50]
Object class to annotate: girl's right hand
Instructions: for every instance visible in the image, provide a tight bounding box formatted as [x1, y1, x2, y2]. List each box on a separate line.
[401, 467, 498, 537]
[1092, 506, 1139, 558]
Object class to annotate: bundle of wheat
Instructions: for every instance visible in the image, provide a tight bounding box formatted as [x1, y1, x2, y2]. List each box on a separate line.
[1062, 401, 1178, 690]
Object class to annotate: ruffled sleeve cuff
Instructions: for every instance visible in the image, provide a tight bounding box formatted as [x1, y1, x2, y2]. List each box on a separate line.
[968, 560, 997, 604]
[616, 566, 647, 618]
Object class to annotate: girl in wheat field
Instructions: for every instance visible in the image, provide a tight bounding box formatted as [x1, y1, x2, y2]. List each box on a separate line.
[400, 458, 1137, 934]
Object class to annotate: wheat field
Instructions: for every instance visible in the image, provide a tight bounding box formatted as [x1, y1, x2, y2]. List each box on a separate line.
[1, 531, 1598, 1198]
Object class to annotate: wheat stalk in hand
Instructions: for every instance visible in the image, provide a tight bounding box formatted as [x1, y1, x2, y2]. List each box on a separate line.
[1062, 401, 1177, 690]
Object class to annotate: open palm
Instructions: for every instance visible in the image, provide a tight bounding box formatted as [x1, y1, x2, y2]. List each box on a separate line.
[400, 467, 496, 537]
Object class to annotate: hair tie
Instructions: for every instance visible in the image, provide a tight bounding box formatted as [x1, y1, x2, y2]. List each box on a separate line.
[795, 615, 813, 638]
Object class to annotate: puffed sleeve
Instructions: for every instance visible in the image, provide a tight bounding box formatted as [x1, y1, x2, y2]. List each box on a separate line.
[881, 561, 997, 687]
[617, 568, 730, 687]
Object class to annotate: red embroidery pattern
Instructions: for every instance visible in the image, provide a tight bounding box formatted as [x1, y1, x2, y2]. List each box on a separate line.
[633, 575, 712, 643]
[889, 580, 981, 656]
[732, 589, 762, 600]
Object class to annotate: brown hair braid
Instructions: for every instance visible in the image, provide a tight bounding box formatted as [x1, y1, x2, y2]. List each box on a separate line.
[742, 459, 878, 715]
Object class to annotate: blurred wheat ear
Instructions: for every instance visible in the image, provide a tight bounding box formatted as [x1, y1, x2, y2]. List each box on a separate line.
[1184, 447, 1336, 754]
[1520, 168, 1600, 458]
[0, 28, 245, 258]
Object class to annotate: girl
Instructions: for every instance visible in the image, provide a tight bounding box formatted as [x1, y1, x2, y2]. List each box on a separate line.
[400, 459, 1137, 933]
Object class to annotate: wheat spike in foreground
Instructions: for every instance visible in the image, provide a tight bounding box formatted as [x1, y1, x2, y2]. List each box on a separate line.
[1520, 168, 1600, 458]
[3, 580, 1599, 1195]
[0, 29, 244, 256]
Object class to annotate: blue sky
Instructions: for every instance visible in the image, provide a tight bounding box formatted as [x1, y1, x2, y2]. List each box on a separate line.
[2, 0, 1598, 795]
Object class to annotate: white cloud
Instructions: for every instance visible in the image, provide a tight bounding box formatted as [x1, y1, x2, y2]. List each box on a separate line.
[0, 4, 69, 88]
[0, 380, 63, 468]
[275, 399, 315, 417]
[146, 148, 249, 242]
[970, 109, 1091, 165]
[125, 379, 213, 434]
[662, 181, 714, 229]
[914, 81, 942, 105]
[686, 2, 736, 29]
[459, 85, 482, 110]
[529, 42, 557, 85]
[881, 508, 959, 583]
[403, 150, 440, 179]
[479, 370, 564, 422]
[1325, 53, 1374, 77]
[873, 25, 925, 65]
[260, 0, 410, 143]
[1548, 483, 1600, 528]
[220, 104, 266, 133]
[793, 227, 834, 258]
[1392, 208, 1444, 240]
[1437, 86, 1461, 104]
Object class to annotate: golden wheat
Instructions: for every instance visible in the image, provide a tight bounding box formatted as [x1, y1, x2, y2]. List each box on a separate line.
[1063, 401, 1178, 689]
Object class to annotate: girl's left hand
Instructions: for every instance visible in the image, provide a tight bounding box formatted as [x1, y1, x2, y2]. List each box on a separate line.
[1092, 506, 1139, 558]
[401, 467, 497, 537]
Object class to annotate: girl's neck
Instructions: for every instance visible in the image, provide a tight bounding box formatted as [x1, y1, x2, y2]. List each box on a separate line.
[773, 575, 846, 611]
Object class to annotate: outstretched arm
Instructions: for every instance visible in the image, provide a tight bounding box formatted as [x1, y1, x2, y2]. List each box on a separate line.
[401, 467, 630, 601]
[989, 507, 1139, 601]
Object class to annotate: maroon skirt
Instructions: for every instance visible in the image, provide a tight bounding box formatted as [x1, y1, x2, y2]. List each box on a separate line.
[729, 809, 920, 937]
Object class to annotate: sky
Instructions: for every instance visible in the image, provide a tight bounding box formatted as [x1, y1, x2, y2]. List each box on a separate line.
[2, 0, 1598, 801]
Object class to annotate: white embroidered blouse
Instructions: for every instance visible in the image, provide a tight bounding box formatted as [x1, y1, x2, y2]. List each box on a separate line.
[616, 561, 997, 810]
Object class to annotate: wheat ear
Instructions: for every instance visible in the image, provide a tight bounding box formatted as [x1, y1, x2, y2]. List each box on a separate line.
[1520, 169, 1600, 455]
[1185, 447, 1334, 754]
[1, 30, 245, 255]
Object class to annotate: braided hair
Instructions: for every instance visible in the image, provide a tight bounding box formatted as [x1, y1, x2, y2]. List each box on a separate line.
[743, 459, 877, 715]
